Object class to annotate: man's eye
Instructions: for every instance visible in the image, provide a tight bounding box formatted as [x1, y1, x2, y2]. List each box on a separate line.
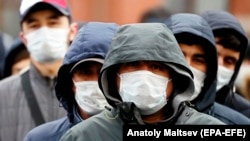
[225, 58, 237, 66]
[28, 24, 39, 29]
[48, 21, 59, 26]
[150, 64, 164, 71]
[194, 58, 206, 64]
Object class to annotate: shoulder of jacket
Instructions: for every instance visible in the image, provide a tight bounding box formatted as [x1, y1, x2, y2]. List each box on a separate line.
[0, 67, 31, 91]
[0, 72, 22, 86]
[179, 106, 225, 125]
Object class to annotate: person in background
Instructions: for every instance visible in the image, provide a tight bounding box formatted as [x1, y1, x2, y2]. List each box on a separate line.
[0, 32, 14, 79]
[165, 13, 250, 124]
[60, 23, 225, 141]
[201, 10, 250, 118]
[241, 73, 250, 101]
[2, 37, 30, 79]
[0, 0, 78, 140]
[23, 22, 119, 141]
[139, 6, 172, 23]
[235, 42, 250, 99]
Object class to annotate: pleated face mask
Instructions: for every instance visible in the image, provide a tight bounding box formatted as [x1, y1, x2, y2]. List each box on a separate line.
[118, 70, 171, 115]
[74, 81, 108, 115]
[25, 27, 69, 63]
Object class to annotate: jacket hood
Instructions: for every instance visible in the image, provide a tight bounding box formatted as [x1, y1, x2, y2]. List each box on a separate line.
[164, 13, 218, 111]
[98, 23, 195, 123]
[0, 32, 14, 79]
[201, 10, 248, 97]
[55, 22, 119, 122]
[2, 37, 28, 78]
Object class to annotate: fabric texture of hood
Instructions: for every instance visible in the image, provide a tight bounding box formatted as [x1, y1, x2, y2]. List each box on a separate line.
[98, 23, 195, 123]
[55, 22, 119, 122]
[164, 13, 218, 112]
[201, 10, 248, 100]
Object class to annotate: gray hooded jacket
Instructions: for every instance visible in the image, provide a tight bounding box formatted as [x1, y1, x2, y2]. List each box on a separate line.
[0, 64, 66, 141]
[60, 23, 225, 141]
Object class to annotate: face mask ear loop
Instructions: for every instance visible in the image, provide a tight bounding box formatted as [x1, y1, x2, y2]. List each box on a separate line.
[116, 73, 121, 77]
[168, 78, 172, 82]
[166, 78, 172, 100]
[72, 79, 76, 85]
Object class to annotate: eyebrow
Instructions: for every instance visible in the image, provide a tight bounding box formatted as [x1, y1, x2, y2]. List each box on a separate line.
[47, 14, 61, 20]
[24, 17, 36, 24]
[225, 56, 238, 61]
[193, 54, 206, 58]
[24, 13, 62, 24]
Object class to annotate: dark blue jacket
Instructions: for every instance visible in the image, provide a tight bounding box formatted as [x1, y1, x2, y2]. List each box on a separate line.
[23, 22, 119, 141]
[165, 13, 250, 124]
[201, 10, 250, 118]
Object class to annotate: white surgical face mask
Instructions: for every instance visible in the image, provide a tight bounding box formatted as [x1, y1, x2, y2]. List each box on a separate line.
[190, 67, 206, 100]
[118, 70, 170, 115]
[25, 27, 69, 63]
[217, 65, 234, 91]
[74, 81, 108, 115]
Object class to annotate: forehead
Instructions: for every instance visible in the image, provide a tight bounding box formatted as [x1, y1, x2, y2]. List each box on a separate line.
[179, 43, 206, 54]
[216, 44, 240, 56]
[118, 61, 169, 71]
[71, 61, 103, 72]
[21, 3, 66, 23]
[120, 60, 164, 65]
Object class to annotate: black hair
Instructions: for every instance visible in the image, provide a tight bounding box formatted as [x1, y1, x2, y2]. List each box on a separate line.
[213, 29, 241, 52]
[71, 61, 99, 73]
[175, 32, 211, 49]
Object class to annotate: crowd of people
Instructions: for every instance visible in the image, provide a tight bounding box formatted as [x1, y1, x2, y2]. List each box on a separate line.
[0, 0, 250, 141]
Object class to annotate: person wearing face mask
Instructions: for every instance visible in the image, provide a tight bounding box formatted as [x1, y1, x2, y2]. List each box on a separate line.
[59, 23, 225, 141]
[165, 13, 250, 124]
[235, 42, 250, 100]
[0, 0, 78, 140]
[201, 10, 250, 118]
[22, 22, 119, 141]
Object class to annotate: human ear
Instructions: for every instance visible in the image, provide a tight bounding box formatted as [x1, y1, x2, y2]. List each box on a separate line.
[69, 22, 78, 42]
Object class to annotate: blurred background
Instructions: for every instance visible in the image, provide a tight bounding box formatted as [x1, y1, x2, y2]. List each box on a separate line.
[0, 0, 250, 39]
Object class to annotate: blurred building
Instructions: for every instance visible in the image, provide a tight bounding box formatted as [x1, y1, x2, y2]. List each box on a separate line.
[0, 0, 250, 38]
